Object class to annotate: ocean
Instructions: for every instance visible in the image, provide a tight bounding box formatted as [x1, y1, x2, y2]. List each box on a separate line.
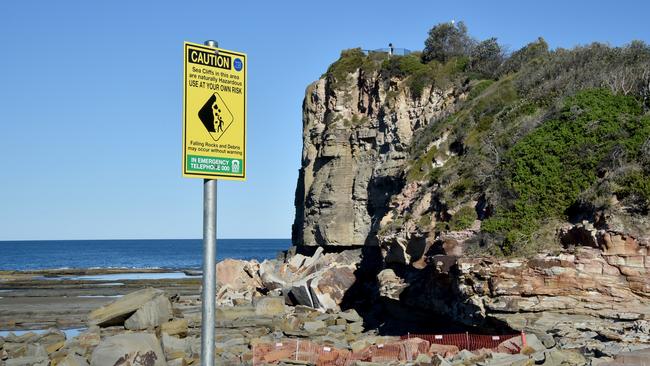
[0, 239, 290, 271]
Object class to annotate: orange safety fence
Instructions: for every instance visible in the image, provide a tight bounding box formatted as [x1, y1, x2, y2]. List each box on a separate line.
[402, 332, 522, 352]
[252, 338, 428, 366]
[252, 333, 524, 365]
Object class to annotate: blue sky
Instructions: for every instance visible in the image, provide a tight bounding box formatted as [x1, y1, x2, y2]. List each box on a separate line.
[1, 0, 649, 240]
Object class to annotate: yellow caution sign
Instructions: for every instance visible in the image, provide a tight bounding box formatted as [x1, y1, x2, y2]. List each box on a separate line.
[182, 42, 247, 180]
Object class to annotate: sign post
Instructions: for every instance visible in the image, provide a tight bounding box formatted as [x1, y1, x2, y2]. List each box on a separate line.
[183, 39, 247, 366]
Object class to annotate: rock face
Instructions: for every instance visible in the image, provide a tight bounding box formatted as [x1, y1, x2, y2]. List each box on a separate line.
[388, 243, 650, 357]
[292, 69, 461, 247]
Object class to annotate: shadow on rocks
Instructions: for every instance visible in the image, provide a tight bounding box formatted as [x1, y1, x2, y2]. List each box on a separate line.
[338, 246, 384, 327]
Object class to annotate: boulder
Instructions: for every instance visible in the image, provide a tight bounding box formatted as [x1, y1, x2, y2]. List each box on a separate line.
[5, 357, 48, 366]
[4, 332, 39, 343]
[124, 293, 173, 330]
[215, 305, 256, 320]
[481, 353, 530, 366]
[254, 296, 285, 317]
[377, 268, 408, 300]
[541, 348, 586, 365]
[287, 253, 308, 270]
[216, 259, 262, 292]
[160, 319, 188, 337]
[161, 333, 187, 361]
[58, 354, 90, 366]
[429, 343, 459, 358]
[351, 339, 372, 353]
[303, 320, 326, 332]
[77, 326, 101, 348]
[166, 359, 187, 366]
[453, 349, 478, 363]
[88, 288, 167, 327]
[37, 329, 66, 345]
[415, 353, 432, 364]
[46, 340, 65, 354]
[288, 276, 316, 307]
[605, 348, 650, 365]
[339, 309, 363, 323]
[258, 260, 291, 290]
[346, 322, 364, 334]
[497, 333, 545, 353]
[430, 354, 452, 366]
[288, 264, 357, 311]
[90, 333, 167, 366]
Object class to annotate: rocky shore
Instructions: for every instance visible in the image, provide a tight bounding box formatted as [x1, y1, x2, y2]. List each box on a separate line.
[3, 247, 649, 365]
[0, 268, 201, 331]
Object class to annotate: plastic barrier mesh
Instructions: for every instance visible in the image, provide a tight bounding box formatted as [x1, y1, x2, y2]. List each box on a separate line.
[252, 333, 523, 365]
[403, 333, 521, 352]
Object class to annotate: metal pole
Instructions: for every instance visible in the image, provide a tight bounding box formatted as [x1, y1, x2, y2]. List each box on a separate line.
[201, 39, 218, 366]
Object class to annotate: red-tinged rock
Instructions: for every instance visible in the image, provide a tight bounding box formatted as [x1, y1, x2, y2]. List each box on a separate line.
[216, 259, 262, 291]
[429, 343, 459, 358]
[601, 233, 645, 256]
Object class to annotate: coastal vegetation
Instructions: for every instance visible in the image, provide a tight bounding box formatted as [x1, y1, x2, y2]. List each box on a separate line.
[324, 22, 650, 256]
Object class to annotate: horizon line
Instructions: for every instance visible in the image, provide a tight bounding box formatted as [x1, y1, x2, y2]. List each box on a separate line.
[0, 237, 291, 242]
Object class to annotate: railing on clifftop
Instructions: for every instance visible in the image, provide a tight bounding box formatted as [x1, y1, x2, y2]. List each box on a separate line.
[362, 47, 413, 56]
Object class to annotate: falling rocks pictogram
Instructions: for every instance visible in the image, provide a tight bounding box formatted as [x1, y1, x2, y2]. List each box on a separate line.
[198, 92, 234, 142]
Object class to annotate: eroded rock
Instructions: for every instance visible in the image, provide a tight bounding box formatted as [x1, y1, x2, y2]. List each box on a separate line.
[90, 333, 166, 366]
[88, 288, 168, 327]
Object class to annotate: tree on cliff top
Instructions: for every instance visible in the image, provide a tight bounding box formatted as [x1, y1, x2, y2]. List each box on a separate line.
[422, 21, 474, 63]
[469, 37, 504, 79]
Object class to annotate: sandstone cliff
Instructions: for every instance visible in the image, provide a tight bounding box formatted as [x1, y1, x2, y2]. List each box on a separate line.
[292, 55, 464, 247]
[293, 44, 650, 265]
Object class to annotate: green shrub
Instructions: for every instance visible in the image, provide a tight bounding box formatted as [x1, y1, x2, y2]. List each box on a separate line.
[483, 89, 648, 254]
[448, 206, 477, 231]
[451, 177, 477, 197]
[428, 167, 443, 184]
[615, 170, 650, 209]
